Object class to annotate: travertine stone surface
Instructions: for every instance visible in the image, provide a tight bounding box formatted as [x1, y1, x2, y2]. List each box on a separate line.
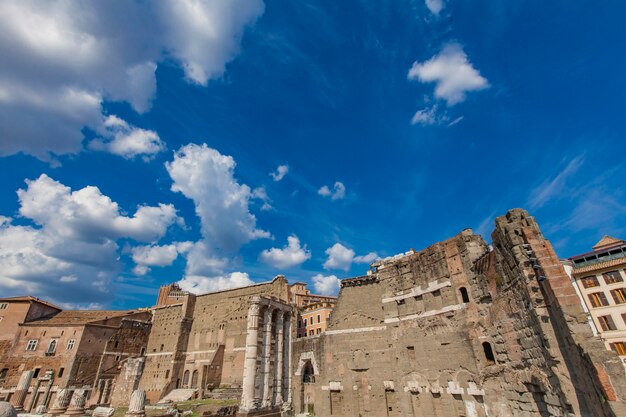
[291, 209, 626, 417]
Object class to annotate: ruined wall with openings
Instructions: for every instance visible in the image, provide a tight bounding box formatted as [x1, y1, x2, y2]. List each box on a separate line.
[292, 209, 626, 417]
[139, 276, 290, 403]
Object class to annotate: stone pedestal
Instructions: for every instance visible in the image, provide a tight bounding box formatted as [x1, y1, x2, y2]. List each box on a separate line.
[124, 389, 145, 417]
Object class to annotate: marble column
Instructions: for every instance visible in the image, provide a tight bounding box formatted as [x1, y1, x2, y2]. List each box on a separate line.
[41, 372, 55, 411]
[96, 380, 104, 404]
[61, 389, 86, 417]
[11, 370, 34, 411]
[124, 389, 146, 417]
[45, 389, 73, 417]
[240, 302, 261, 412]
[102, 380, 112, 404]
[284, 313, 293, 406]
[27, 378, 43, 412]
[273, 312, 285, 406]
[260, 308, 274, 408]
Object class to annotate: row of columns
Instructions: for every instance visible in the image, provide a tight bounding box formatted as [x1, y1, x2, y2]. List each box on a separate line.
[10, 370, 55, 413]
[240, 297, 293, 413]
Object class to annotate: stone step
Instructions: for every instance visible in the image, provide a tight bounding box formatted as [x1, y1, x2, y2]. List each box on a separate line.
[157, 389, 198, 404]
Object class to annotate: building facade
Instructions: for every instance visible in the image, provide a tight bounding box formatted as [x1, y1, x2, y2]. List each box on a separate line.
[290, 209, 626, 417]
[297, 301, 335, 338]
[0, 308, 151, 411]
[568, 236, 626, 368]
[138, 275, 295, 411]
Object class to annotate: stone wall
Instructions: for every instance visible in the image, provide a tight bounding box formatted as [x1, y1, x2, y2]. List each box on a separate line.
[139, 276, 290, 404]
[292, 209, 626, 417]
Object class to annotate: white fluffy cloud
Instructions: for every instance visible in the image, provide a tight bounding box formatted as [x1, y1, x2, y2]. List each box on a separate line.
[318, 181, 346, 200]
[270, 164, 289, 181]
[260, 235, 311, 269]
[177, 272, 255, 294]
[323, 243, 378, 271]
[408, 43, 488, 105]
[0, 0, 264, 160]
[90, 116, 165, 160]
[131, 241, 193, 275]
[425, 0, 444, 15]
[166, 143, 270, 292]
[312, 274, 341, 295]
[0, 175, 180, 305]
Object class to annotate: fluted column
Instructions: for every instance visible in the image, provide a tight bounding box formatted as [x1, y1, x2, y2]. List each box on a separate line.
[41, 371, 55, 410]
[45, 389, 73, 416]
[61, 389, 86, 416]
[284, 313, 293, 406]
[11, 370, 34, 411]
[240, 302, 261, 412]
[260, 308, 274, 408]
[124, 389, 146, 417]
[27, 376, 42, 412]
[273, 311, 285, 407]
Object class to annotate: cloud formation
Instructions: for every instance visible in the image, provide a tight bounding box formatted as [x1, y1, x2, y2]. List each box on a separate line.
[90, 116, 165, 160]
[323, 243, 378, 271]
[0, 0, 264, 160]
[260, 235, 311, 269]
[166, 143, 270, 292]
[270, 164, 289, 181]
[131, 241, 193, 275]
[528, 156, 584, 209]
[408, 43, 488, 105]
[318, 181, 346, 200]
[0, 174, 180, 306]
[312, 274, 341, 295]
[425, 0, 444, 15]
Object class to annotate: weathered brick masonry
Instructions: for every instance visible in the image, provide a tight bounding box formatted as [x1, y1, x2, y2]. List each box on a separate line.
[291, 209, 626, 417]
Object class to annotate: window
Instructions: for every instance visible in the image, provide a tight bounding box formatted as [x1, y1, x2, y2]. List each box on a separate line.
[482, 342, 495, 364]
[58, 368, 64, 378]
[160, 344, 164, 352]
[67, 339, 75, 350]
[165, 370, 170, 379]
[33, 368, 40, 378]
[0, 303, 7, 309]
[598, 315, 617, 331]
[140, 347, 146, 356]
[581, 276, 600, 288]
[588, 292, 609, 307]
[115, 354, 121, 361]
[309, 330, 314, 336]
[114, 341, 119, 349]
[459, 287, 470, 303]
[298, 320, 301, 328]
[26, 340, 38, 351]
[47, 339, 57, 354]
[0, 368, 8, 380]
[317, 314, 321, 323]
[317, 328, 321, 334]
[603, 271, 623, 285]
[610, 288, 626, 304]
[610, 342, 626, 356]
[303, 318, 307, 326]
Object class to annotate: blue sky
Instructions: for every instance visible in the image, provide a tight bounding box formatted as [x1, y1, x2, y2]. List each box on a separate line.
[0, 0, 625, 309]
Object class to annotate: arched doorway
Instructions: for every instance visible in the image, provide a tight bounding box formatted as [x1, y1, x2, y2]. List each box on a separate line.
[300, 361, 315, 413]
[182, 370, 190, 387]
[191, 370, 198, 388]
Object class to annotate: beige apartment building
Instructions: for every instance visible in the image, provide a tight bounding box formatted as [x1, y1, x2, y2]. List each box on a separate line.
[568, 236, 626, 367]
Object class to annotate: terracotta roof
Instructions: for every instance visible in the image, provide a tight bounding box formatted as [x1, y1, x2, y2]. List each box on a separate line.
[592, 235, 625, 250]
[572, 257, 626, 275]
[24, 310, 140, 326]
[0, 295, 62, 311]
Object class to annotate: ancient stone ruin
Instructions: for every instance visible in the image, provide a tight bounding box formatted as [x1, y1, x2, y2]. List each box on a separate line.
[290, 209, 626, 416]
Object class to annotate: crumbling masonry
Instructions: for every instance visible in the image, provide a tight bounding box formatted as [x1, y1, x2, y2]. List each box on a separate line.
[291, 209, 626, 417]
